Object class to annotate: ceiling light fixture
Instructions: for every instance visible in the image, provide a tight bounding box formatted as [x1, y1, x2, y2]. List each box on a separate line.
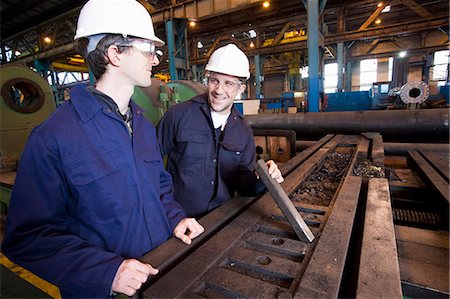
[44, 37, 51, 44]
[375, 19, 381, 24]
[263, 1, 270, 8]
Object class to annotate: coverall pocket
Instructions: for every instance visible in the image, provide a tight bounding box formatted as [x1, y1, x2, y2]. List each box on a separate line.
[66, 150, 133, 223]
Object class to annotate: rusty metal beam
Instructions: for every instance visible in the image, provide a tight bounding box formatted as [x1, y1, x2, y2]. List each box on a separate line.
[397, 0, 433, 18]
[295, 174, 363, 297]
[364, 38, 380, 54]
[407, 150, 449, 203]
[358, 2, 388, 31]
[357, 178, 403, 298]
[255, 159, 315, 243]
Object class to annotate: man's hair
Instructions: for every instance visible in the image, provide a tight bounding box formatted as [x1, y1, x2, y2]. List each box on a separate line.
[75, 34, 132, 80]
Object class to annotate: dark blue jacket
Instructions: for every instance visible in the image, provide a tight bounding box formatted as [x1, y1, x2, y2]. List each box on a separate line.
[2, 84, 186, 298]
[156, 93, 264, 217]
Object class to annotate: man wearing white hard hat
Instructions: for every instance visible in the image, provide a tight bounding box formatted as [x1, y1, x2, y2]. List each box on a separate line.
[2, 0, 204, 297]
[157, 43, 284, 218]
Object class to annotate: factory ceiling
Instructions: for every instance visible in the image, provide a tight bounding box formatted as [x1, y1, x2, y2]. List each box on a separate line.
[0, 0, 448, 74]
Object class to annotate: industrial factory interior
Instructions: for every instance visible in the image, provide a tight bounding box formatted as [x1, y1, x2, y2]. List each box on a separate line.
[0, 0, 449, 298]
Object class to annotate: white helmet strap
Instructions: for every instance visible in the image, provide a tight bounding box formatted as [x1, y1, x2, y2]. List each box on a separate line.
[87, 34, 106, 54]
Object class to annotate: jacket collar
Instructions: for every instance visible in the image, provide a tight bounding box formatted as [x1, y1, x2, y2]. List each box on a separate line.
[192, 93, 244, 122]
[69, 84, 144, 122]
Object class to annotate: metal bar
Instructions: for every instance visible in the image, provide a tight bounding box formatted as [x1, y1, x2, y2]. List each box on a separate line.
[295, 174, 363, 298]
[357, 178, 403, 298]
[420, 151, 449, 182]
[358, 3, 387, 31]
[407, 150, 449, 203]
[255, 159, 315, 243]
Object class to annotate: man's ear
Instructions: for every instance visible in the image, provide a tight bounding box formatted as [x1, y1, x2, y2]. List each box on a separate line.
[239, 83, 247, 93]
[106, 45, 122, 66]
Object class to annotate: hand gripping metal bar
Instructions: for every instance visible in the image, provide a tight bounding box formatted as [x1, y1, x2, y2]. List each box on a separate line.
[255, 159, 315, 242]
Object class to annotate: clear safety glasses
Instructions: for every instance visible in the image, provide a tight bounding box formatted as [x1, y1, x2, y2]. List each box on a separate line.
[206, 75, 242, 92]
[115, 40, 157, 59]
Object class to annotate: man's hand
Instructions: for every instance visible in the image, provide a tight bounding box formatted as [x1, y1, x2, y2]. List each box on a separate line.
[266, 160, 284, 183]
[112, 259, 158, 296]
[173, 218, 204, 245]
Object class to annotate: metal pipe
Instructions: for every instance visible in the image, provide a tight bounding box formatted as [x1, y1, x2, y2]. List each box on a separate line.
[245, 109, 449, 143]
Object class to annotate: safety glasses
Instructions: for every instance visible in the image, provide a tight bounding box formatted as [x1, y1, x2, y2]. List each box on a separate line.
[115, 40, 156, 59]
[206, 74, 242, 92]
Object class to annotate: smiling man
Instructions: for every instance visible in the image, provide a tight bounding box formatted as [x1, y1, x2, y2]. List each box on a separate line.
[1, 0, 204, 298]
[157, 43, 284, 218]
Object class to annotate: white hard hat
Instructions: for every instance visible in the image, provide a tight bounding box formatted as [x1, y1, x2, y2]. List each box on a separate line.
[74, 0, 164, 46]
[205, 44, 250, 79]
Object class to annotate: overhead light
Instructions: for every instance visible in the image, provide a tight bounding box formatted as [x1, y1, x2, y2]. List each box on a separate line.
[399, 51, 407, 58]
[263, 1, 270, 8]
[189, 21, 196, 27]
[231, 33, 235, 38]
[249, 41, 255, 48]
[248, 29, 257, 38]
[197, 41, 203, 48]
[375, 18, 381, 24]
[44, 36, 51, 44]
[377, 2, 383, 7]
[382, 5, 390, 12]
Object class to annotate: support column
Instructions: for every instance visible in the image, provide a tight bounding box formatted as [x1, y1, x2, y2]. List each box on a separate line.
[337, 42, 344, 92]
[345, 61, 352, 91]
[255, 54, 262, 99]
[423, 53, 433, 83]
[165, 19, 177, 80]
[307, 0, 320, 112]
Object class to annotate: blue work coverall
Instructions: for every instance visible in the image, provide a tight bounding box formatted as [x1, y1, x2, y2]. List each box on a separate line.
[2, 84, 186, 298]
[156, 93, 264, 217]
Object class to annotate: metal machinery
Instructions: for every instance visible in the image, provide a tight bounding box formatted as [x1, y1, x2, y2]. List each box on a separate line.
[137, 133, 448, 298]
[132, 79, 206, 125]
[0, 65, 56, 165]
[322, 81, 438, 111]
[0, 65, 56, 212]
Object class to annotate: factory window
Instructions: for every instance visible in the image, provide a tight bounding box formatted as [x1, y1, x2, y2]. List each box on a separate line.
[360, 59, 377, 91]
[323, 63, 338, 93]
[432, 50, 449, 85]
[388, 57, 393, 82]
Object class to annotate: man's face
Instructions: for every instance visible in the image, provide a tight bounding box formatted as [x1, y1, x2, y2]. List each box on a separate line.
[207, 72, 245, 114]
[119, 40, 159, 87]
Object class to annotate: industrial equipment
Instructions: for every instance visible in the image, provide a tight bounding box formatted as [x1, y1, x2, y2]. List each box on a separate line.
[132, 79, 206, 125]
[399, 81, 430, 109]
[0, 65, 56, 167]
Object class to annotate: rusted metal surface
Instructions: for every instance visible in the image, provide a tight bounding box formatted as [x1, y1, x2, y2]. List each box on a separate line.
[396, 225, 449, 295]
[294, 176, 362, 298]
[140, 135, 358, 298]
[407, 150, 449, 202]
[255, 159, 315, 243]
[136, 133, 446, 298]
[357, 178, 402, 299]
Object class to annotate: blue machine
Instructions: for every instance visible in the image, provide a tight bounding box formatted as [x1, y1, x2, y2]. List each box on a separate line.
[323, 91, 373, 111]
[440, 85, 449, 103]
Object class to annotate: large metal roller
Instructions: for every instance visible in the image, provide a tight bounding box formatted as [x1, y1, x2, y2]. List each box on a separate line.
[245, 109, 449, 143]
[0, 65, 56, 164]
